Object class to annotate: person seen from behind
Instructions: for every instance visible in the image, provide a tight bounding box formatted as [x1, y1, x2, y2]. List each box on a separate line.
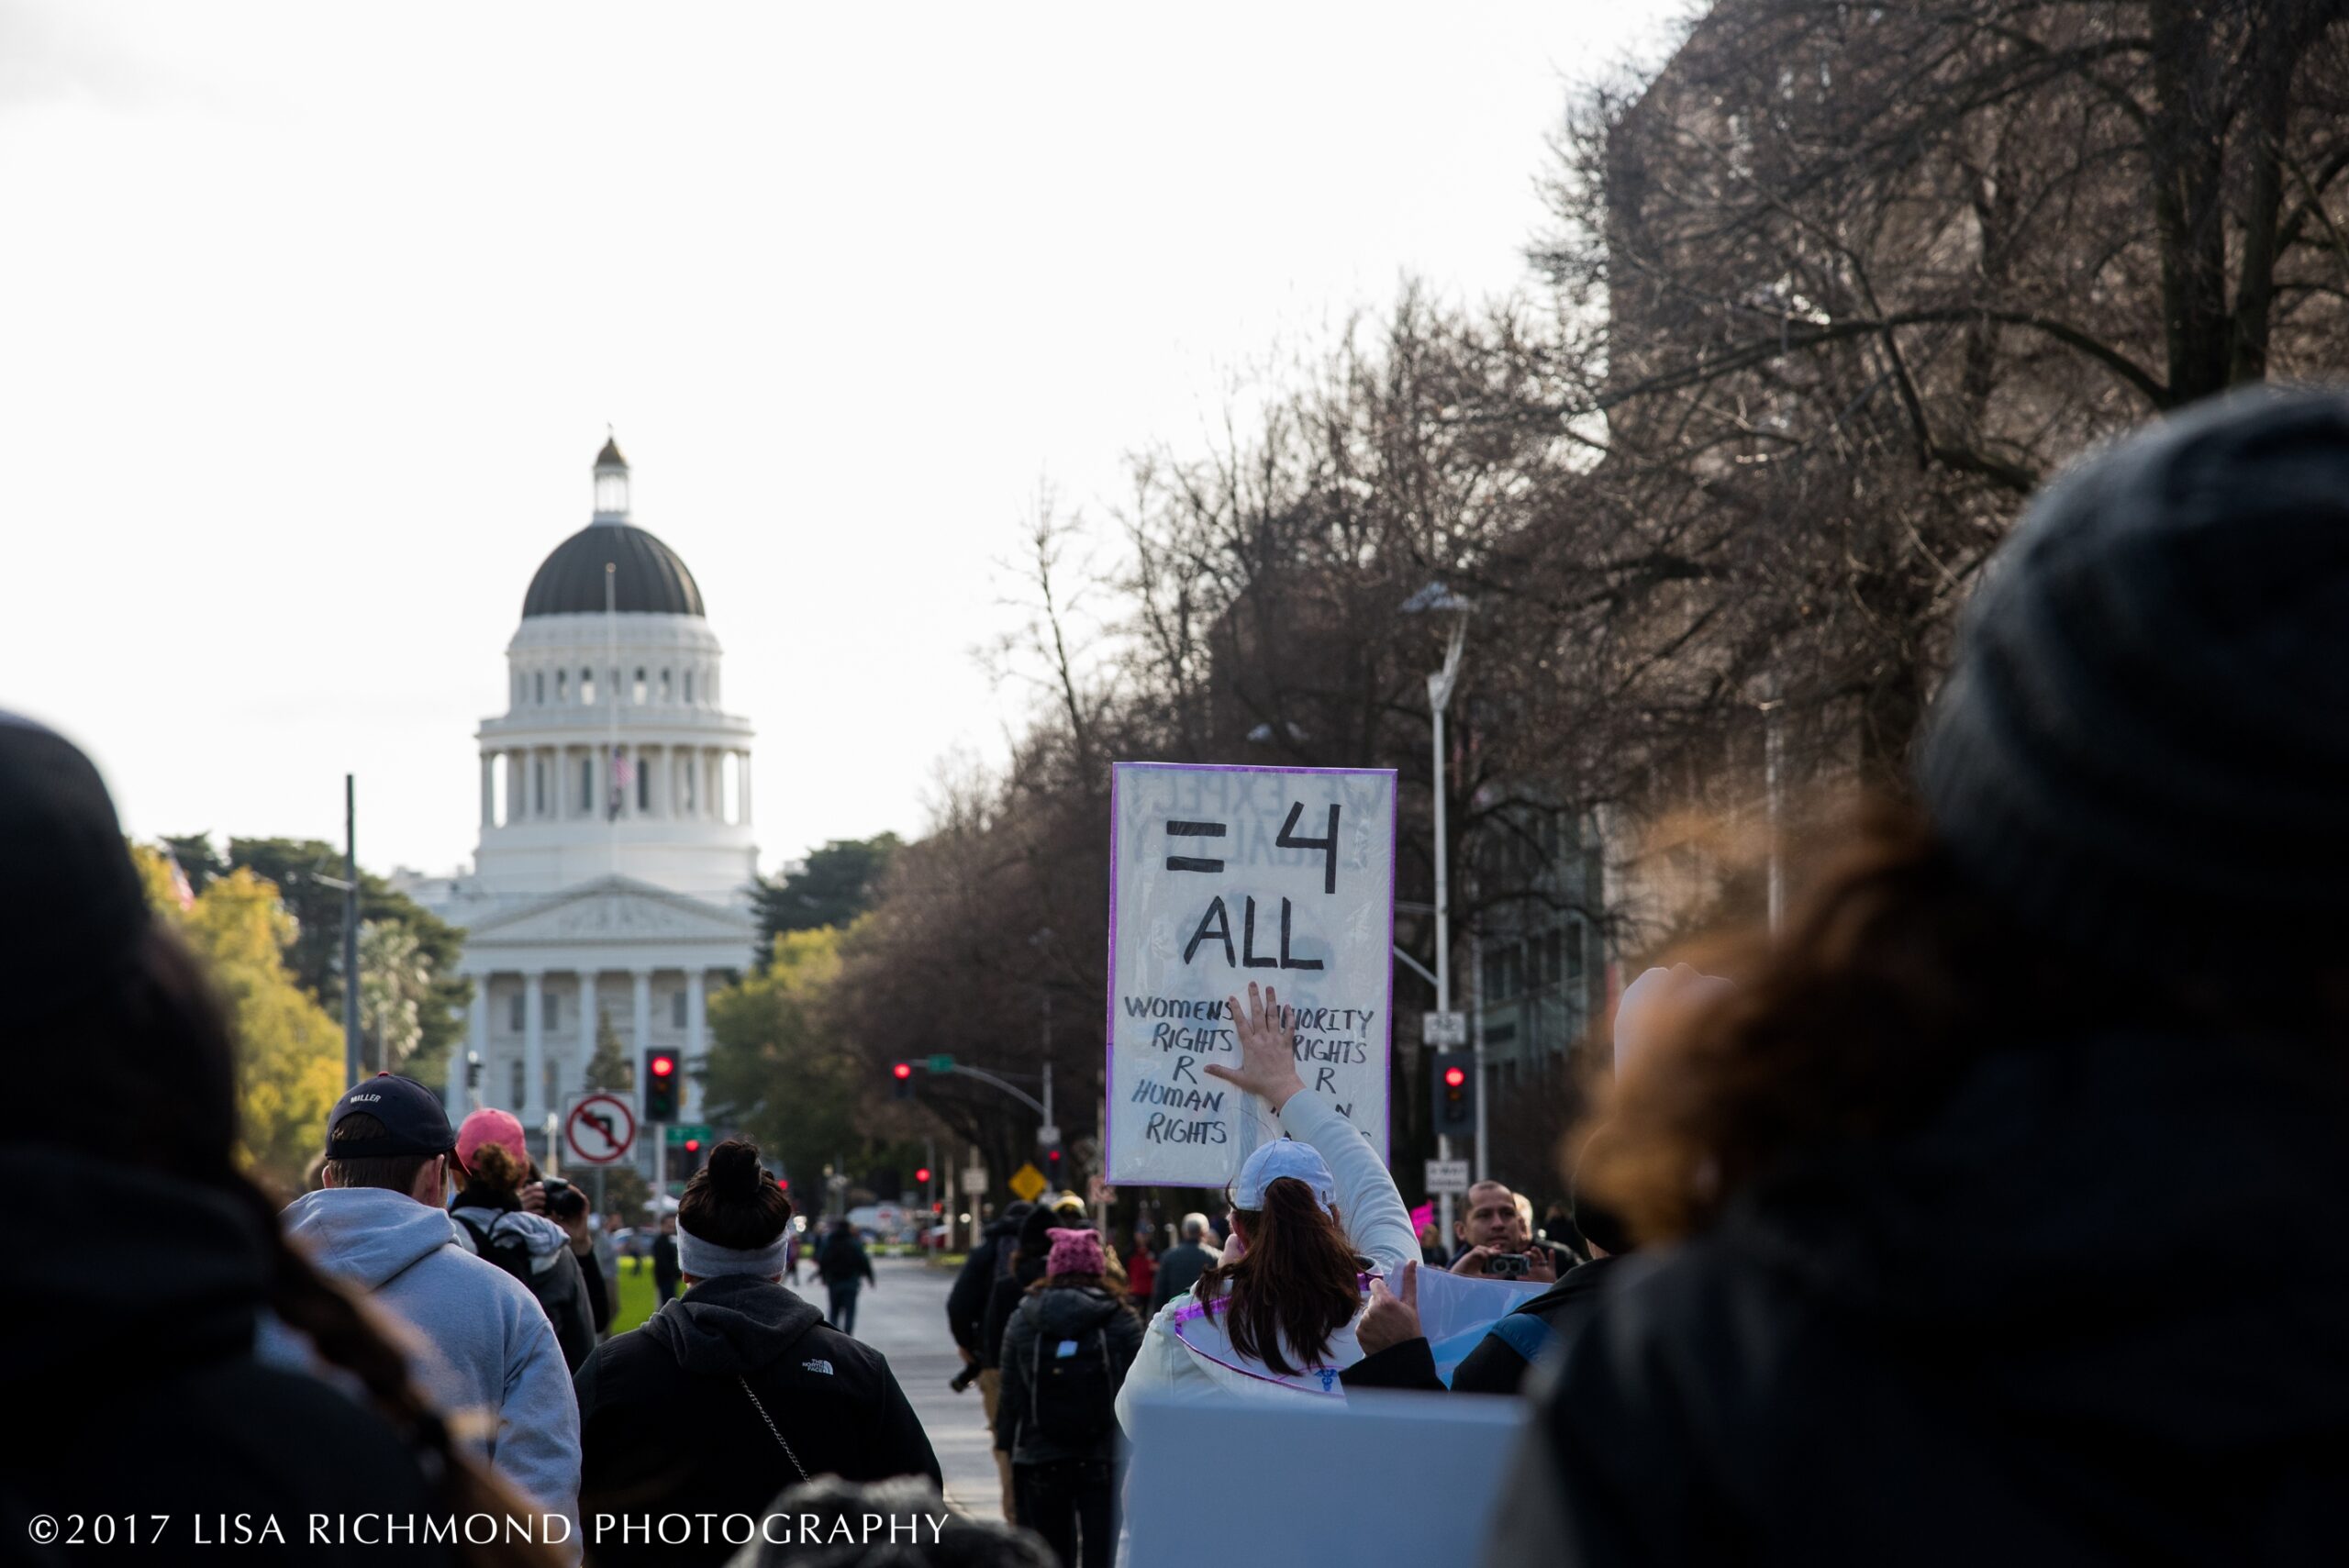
[1, 716, 561, 1566]
[449, 1107, 599, 1371]
[947, 1199, 1036, 1525]
[815, 1215, 876, 1335]
[1145, 1212, 1219, 1315]
[1116, 982, 1418, 1413]
[994, 1228, 1142, 1568]
[547, 1180, 612, 1339]
[1487, 388, 2349, 1565]
[280, 1075, 584, 1538]
[574, 1140, 940, 1568]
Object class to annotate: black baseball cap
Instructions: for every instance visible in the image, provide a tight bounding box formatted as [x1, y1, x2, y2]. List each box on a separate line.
[327, 1073, 457, 1159]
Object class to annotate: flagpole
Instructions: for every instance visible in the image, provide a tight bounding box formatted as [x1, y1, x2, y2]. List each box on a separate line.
[605, 561, 619, 876]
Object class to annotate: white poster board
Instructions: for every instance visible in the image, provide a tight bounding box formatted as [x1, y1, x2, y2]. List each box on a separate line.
[1106, 762, 1396, 1186]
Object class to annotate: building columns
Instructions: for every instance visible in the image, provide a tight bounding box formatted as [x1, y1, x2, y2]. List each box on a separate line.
[632, 970, 652, 1059]
[685, 968, 707, 1119]
[738, 751, 752, 825]
[522, 971, 546, 1125]
[575, 970, 596, 1105]
[479, 756, 495, 828]
[454, 981, 486, 1119]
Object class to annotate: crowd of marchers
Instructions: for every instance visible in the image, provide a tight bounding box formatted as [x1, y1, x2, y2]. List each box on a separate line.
[11, 389, 2349, 1567]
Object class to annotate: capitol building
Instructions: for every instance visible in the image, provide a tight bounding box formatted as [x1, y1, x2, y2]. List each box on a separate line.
[404, 438, 759, 1156]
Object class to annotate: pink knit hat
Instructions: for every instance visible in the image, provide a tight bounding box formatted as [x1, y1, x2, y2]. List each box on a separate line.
[456, 1107, 528, 1174]
[1045, 1227, 1106, 1277]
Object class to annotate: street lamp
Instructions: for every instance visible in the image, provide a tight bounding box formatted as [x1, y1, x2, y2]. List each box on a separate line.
[1403, 582, 1474, 1236]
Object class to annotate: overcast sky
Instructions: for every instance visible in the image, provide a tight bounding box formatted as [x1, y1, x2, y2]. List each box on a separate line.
[1, 1, 1683, 880]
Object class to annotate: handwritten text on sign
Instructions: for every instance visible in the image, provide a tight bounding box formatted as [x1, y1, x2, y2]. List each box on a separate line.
[1106, 762, 1396, 1186]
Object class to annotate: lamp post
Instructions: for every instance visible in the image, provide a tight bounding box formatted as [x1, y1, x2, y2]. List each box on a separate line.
[1404, 583, 1473, 1239]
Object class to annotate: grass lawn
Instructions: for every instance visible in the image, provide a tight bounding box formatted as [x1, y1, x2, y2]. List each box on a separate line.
[610, 1255, 663, 1335]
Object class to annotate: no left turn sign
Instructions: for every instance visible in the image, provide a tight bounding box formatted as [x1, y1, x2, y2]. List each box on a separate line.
[565, 1093, 638, 1165]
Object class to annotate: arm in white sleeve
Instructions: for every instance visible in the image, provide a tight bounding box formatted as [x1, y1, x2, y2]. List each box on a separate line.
[1273, 1090, 1418, 1275]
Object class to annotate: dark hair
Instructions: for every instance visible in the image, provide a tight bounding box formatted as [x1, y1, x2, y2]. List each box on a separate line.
[677, 1138, 792, 1249]
[1584, 799, 2340, 1243]
[25, 925, 559, 1567]
[1565, 1128, 1633, 1258]
[323, 1113, 440, 1195]
[1189, 1175, 1362, 1375]
[463, 1139, 529, 1196]
[1009, 1202, 1085, 1272]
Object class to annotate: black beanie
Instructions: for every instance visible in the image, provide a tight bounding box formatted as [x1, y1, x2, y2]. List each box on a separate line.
[1916, 387, 2349, 973]
[0, 715, 152, 1025]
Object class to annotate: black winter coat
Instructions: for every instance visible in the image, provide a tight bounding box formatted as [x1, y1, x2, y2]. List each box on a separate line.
[6, 1150, 454, 1564]
[981, 1254, 1047, 1371]
[574, 1274, 940, 1568]
[994, 1284, 1144, 1464]
[1486, 1030, 2349, 1567]
[946, 1218, 1016, 1357]
[1148, 1240, 1215, 1313]
[816, 1229, 874, 1286]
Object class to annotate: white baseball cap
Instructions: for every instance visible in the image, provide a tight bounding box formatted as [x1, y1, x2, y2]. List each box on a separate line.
[1232, 1136, 1336, 1212]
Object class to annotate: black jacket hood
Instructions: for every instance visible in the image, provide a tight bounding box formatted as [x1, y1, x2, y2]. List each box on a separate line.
[638, 1274, 826, 1376]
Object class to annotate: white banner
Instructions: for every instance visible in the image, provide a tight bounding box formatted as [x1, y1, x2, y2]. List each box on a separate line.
[1105, 762, 1396, 1186]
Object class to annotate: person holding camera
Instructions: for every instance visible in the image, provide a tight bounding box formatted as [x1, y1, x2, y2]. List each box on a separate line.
[1447, 1181, 1564, 1283]
[451, 1106, 600, 1371]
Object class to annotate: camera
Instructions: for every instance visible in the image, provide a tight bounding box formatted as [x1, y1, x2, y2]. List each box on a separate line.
[541, 1176, 573, 1196]
[1486, 1251, 1531, 1280]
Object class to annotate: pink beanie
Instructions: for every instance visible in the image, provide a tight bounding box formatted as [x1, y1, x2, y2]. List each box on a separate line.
[456, 1107, 528, 1173]
[1046, 1228, 1106, 1277]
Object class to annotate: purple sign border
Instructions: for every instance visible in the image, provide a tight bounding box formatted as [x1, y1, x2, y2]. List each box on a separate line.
[1103, 760, 1400, 1190]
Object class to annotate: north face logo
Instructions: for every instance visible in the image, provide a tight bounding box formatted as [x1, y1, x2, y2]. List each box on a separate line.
[802, 1359, 834, 1375]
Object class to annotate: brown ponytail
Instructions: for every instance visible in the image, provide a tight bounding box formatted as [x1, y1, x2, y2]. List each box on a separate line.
[1189, 1176, 1362, 1375]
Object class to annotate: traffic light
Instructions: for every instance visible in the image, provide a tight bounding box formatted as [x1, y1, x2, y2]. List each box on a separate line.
[1044, 1144, 1063, 1175]
[892, 1062, 915, 1100]
[915, 1166, 932, 1185]
[1431, 1050, 1475, 1136]
[678, 1137, 704, 1176]
[644, 1050, 680, 1122]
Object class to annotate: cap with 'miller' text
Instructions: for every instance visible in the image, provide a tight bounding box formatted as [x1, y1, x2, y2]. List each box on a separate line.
[326, 1073, 457, 1160]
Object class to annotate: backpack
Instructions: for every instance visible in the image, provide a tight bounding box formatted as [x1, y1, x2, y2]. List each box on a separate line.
[453, 1210, 581, 1349]
[1025, 1297, 1117, 1448]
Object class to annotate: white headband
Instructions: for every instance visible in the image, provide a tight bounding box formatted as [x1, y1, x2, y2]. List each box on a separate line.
[675, 1229, 788, 1280]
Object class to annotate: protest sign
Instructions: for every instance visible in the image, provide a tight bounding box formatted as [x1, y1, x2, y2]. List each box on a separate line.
[1105, 761, 1397, 1186]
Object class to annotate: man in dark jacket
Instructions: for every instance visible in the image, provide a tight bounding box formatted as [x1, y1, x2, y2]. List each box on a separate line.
[948, 1200, 1033, 1523]
[575, 1272, 940, 1567]
[1147, 1212, 1219, 1313]
[815, 1218, 877, 1335]
[651, 1211, 681, 1303]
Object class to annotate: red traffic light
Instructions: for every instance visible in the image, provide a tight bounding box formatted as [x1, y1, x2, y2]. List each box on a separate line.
[684, 1139, 701, 1152]
[1442, 1066, 1467, 1089]
[650, 1053, 676, 1078]
[1046, 1148, 1062, 1164]
[892, 1062, 913, 1080]
[916, 1167, 932, 1184]
[776, 1177, 789, 1191]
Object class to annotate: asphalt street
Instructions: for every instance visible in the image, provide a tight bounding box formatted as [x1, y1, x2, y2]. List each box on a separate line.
[829, 1253, 1005, 1520]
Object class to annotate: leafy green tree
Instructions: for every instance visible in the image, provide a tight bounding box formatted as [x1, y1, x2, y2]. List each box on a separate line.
[704, 928, 866, 1193]
[751, 835, 899, 968]
[358, 919, 429, 1073]
[133, 848, 343, 1191]
[584, 1007, 634, 1094]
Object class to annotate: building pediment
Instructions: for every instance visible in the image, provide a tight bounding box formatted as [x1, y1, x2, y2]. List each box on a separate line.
[466, 875, 756, 948]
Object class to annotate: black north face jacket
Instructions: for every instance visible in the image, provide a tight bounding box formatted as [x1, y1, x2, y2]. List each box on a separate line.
[574, 1274, 940, 1568]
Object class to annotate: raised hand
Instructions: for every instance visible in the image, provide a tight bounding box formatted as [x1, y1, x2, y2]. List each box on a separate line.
[1204, 980, 1308, 1112]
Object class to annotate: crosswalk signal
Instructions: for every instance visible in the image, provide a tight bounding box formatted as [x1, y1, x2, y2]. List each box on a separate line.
[892, 1062, 916, 1100]
[644, 1050, 681, 1123]
[1432, 1050, 1475, 1136]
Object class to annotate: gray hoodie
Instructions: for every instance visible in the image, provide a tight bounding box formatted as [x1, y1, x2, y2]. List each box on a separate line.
[273, 1186, 582, 1533]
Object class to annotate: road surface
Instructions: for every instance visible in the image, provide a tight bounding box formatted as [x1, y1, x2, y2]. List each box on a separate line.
[835, 1253, 1004, 1519]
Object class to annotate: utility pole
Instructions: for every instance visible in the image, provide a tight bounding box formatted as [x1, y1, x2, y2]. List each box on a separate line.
[1425, 605, 1467, 1239]
[343, 773, 360, 1087]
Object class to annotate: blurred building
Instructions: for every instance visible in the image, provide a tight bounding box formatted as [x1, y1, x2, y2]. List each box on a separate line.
[397, 438, 756, 1155]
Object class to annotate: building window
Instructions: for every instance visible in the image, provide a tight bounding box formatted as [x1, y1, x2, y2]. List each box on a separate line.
[509, 1058, 525, 1106]
[1565, 919, 1586, 984]
[532, 759, 545, 817]
[580, 667, 595, 705]
[556, 668, 567, 703]
[509, 992, 524, 1032]
[684, 669, 695, 705]
[1541, 929, 1562, 987]
[633, 667, 648, 705]
[637, 757, 651, 812]
[672, 990, 687, 1029]
[661, 668, 673, 703]
[682, 755, 696, 810]
[577, 757, 592, 813]
[534, 670, 545, 705]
